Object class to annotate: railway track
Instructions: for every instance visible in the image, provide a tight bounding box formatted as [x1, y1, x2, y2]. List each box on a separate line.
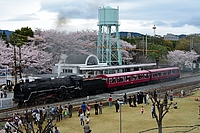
[0, 74, 200, 123]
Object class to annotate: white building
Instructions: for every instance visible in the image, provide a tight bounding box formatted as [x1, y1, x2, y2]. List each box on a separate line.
[53, 54, 156, 78]
[53, 54, 107, 78]
[163, 33, 179, 41]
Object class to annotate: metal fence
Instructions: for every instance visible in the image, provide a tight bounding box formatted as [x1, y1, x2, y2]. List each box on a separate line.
[0, 97, 16, 109]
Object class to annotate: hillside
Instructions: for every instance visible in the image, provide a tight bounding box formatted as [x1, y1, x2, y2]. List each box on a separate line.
[0, 29, 13, 38]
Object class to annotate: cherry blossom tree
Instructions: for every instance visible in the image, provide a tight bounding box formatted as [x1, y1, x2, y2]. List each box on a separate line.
[167, 50, 199, 70]
[34, 29, 136, 65]
[0, 39, 52, 74]
[1, 29, 135, 74]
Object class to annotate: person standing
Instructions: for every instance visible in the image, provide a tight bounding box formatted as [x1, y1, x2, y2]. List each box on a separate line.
[115, 100, 119, 112]
[146, 93, 149, 105]
[51, 106, 55, 120]
[63, 107, 68, 119]
[68, 103, 73, 118]
[128, 96, 132, 107]
[46, 106, 51, 120]
[58, 105, 63, 121]
[78, 106, 83, 116]
[108, 95, 112, 107]
[169, 90, 173, 101]
[85, 115, 90, 123]
[123, 93, 127, 104]
[94, 101, 99, 115]
[81, 102, 87, 116]
[0, 90, 3, 98]
[80, 112, 85, 126]
[151, 104, 155, 118]
[4, 90, 7, 98]
[83, 121, 91, 133]
[133, 94, 137, 107]
[99, 102, 103, 114]
[87, 104, 91, 116]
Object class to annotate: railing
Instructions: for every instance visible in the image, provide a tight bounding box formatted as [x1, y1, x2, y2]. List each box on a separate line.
[0, 97, 16, 109]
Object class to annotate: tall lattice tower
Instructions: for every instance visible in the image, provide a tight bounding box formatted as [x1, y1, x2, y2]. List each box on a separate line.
[97, 6, 122, 66]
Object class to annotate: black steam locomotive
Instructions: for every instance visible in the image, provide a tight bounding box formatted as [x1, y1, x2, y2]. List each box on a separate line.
[13, 74, 106, 106]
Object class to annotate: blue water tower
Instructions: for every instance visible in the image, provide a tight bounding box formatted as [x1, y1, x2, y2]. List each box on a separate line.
[97, 6, 122, 65]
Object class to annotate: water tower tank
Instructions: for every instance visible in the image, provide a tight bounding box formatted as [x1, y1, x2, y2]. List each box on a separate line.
[98, 6, 119, 25]
[97, 6, 122, 65]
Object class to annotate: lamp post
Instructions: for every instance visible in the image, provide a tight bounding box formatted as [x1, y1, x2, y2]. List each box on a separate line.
[119, 101, 123, 133]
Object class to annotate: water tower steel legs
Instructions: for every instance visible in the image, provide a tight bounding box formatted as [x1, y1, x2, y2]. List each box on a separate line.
[97, 25, 122, 65]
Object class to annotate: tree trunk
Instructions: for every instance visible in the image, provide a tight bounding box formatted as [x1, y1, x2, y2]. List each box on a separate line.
[158, 121, 162, 133]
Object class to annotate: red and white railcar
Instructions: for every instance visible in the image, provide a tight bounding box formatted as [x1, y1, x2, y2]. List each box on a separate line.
[96, 70, 151, 89]
[148, 67, 180, 83]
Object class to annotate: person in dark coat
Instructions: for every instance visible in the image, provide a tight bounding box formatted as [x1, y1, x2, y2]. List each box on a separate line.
[123, 93, 127, 104]
[133, 94, 137, 107]
[128, 96, 132, 107]
[115, 100, 119, 112]
[94, 101, 99, 115]
[68, 103, 73, 118]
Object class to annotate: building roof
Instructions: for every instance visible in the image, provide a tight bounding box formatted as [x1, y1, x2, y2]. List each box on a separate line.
[66, 54, 88, 64]
[79, 63, 156, 70]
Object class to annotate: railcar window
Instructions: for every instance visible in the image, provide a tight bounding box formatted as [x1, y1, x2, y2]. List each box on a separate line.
[172, 70, 175, 74]
[109, 78, 116, 84]
[168, 71, 171, 75]
[176, 70, 179, 73]
[132, 75, 137, 80]
[163, 71, 166, 76]
[144, 74, 149, 78]
[158, 72, 161, 76]
[126, 76, 130, 81]
[138, 74, 143, 79]
[153, 73, 157, 77]
[118, 77, 124, 82]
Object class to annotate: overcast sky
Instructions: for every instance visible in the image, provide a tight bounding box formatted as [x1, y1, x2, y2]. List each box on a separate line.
[0, 0, 199, 36]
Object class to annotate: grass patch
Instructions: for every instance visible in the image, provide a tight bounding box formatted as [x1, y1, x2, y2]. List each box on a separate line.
[20, 90, 200, 133]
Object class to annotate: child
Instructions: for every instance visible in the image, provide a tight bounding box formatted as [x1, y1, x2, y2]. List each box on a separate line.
[78, 106, 82, 116]
[85, 115, 90, 123]
[63, 108, 68, 119]
[141, 106, 144, 114]
[87, 104, 91, 116]
[80, 112, 84, 126]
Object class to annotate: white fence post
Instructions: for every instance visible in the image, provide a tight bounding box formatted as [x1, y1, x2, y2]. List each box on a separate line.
[0, 99, 2, 107]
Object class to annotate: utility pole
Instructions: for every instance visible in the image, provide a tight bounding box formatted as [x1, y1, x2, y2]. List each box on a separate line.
[190, 36, 194, 51]
[146, 34, 147, 56]
[19, 46, 22, 79]
[14, 44, 17, 85]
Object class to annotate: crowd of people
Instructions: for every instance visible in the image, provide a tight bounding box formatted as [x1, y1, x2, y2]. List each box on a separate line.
[3, 89, 178, 133]
[4, 103, 73, 133]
